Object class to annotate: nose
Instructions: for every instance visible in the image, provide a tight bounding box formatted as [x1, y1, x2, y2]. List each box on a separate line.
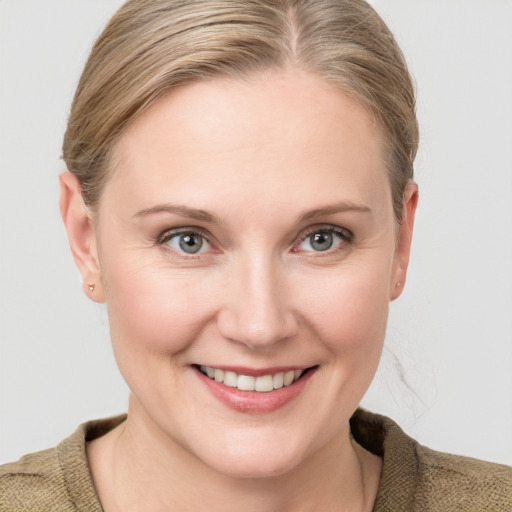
[217, 255, 298, 350]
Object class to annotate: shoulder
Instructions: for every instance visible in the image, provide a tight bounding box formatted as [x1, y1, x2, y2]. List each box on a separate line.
[414, 444, 512, 511]
[0, 416, 126, 512]
[0, 446, 72, 512]
[350, 409, 512, 512]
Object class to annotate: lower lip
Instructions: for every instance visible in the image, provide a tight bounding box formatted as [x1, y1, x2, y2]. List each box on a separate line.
[195, 367, 316, 414]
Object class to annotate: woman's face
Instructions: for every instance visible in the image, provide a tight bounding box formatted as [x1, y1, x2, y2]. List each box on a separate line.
[68, 68, 416, 478]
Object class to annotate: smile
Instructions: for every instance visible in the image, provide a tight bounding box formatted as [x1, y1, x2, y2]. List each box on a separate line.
[199, 366, 305, 392]
[194, 364, 317, 414]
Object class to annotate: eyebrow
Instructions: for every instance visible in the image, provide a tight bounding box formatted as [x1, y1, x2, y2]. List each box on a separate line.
[299, 202, 371, 222]
[133, 201, 371, 223]
[133, 204, 217, 223]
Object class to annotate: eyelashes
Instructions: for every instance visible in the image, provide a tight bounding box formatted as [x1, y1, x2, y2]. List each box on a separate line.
[156, 224, 353, 258]
[156, 228, 213, 257]
[294, 226, 353, 254]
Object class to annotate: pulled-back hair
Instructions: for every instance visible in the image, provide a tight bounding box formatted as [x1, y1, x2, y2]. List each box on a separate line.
[63, 0, 418, 221]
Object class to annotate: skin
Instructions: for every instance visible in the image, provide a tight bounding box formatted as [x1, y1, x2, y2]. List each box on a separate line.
[60, 68, 417, 512]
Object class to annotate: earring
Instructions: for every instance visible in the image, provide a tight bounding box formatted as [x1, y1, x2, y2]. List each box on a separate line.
[88, 284, 95, 292]
[396, 282, 401, 288]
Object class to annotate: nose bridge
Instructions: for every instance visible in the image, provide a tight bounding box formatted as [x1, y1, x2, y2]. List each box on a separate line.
[218, 249, 297, 348]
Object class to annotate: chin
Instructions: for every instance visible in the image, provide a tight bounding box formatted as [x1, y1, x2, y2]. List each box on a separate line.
[209, 451, 302, 480]
[192, 429, 312, 480]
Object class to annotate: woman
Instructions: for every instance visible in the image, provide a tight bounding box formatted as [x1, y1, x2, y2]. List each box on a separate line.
[1, 0, 510, 510]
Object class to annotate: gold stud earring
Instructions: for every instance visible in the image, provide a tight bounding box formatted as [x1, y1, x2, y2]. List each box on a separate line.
[88, 284, 95, 292]
[396, 282, 401, 288]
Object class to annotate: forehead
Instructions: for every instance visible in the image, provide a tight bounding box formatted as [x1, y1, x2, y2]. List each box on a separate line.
[107, 68, 390, 216]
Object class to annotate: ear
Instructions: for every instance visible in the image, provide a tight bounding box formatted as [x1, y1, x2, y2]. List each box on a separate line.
[390, 181, 418, 301]
[59, 171, 105, 303]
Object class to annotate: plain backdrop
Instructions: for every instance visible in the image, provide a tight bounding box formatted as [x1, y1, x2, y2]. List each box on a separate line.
[0, 0, 511, 466]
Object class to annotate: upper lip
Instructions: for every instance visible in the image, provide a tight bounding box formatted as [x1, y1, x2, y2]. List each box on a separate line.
[194, 364, 315, 377]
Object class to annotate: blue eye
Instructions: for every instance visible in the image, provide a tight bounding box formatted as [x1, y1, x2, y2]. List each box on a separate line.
[164, 231, 210, 255]
[297, 228, 350, 253]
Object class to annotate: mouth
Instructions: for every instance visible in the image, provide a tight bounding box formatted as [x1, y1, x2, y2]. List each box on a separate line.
[192, 364, 317, 413]
[197, 365, 310, 392]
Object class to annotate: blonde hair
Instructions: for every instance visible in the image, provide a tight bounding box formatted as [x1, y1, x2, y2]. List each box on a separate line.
[63, 0, 418, 221]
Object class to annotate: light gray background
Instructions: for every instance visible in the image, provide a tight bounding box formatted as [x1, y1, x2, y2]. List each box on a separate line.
[1, 0, 511, 465]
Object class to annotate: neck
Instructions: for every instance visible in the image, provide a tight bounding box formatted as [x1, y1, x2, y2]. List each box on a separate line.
[88, 396, 381, 512]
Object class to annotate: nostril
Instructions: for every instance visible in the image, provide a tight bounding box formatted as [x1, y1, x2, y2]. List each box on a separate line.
[216, 307, 297, 349]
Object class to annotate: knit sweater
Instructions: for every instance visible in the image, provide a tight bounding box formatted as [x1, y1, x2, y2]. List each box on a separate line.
[1, 410, 511, 511]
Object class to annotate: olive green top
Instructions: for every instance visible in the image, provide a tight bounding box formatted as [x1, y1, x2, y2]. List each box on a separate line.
[1, 410, 511, 511]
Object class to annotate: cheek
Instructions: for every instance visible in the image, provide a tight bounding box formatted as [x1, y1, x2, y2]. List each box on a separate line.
[293, 259, 391, 367]
[102, 256, 214, 358]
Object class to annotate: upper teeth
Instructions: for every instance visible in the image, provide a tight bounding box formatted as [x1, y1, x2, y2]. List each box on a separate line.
[199, 366, 304, 392]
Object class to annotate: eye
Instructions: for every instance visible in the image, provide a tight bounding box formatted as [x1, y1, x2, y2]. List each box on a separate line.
[159, 230, 211, 255]
[295, 227, 352, 253]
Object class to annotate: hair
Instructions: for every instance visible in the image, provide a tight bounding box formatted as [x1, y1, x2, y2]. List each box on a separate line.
[62, 0, 418, 222]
